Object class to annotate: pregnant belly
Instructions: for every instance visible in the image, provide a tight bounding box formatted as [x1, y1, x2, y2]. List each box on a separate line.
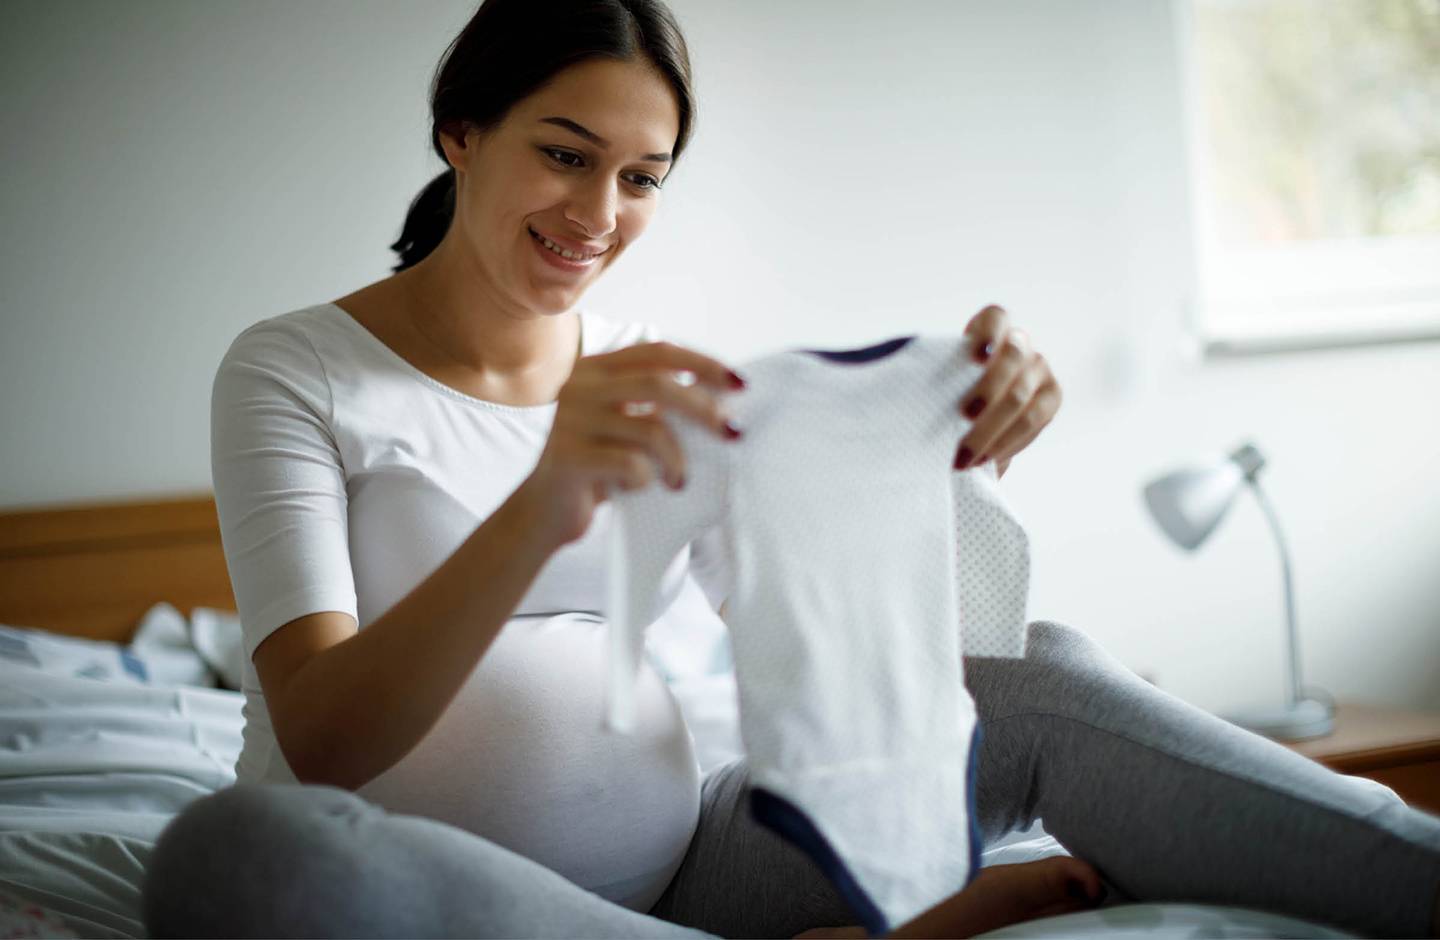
[356, 613, 702, 910]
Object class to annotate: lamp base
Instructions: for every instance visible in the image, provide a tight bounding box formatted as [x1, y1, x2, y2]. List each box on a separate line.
[1223, 698, 1336, 742]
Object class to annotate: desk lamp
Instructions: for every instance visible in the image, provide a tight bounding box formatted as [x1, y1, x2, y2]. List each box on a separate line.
[1143, 442, 1335, 741]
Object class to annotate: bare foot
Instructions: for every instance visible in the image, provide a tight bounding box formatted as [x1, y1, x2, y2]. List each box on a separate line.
[789, 857, 1104, 939]
[883, 856, 1105, 939]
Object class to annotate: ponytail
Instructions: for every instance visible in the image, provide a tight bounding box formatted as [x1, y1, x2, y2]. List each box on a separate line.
[389, 169, 457, 273]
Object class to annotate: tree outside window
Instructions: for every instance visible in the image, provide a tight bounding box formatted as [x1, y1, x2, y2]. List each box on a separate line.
[1186, 0, 1440, 353]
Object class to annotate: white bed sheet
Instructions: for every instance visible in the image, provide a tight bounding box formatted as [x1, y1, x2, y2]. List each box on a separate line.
[0, 657, 245, 939]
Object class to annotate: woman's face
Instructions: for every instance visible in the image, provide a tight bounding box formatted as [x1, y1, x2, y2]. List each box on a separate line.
[439, 56, 681, 316]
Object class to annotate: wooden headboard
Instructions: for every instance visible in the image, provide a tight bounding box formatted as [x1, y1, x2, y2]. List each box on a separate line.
[0, 493, 235, 644]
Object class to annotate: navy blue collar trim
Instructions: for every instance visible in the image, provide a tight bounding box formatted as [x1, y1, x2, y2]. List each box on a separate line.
[803, 336, 915, 363]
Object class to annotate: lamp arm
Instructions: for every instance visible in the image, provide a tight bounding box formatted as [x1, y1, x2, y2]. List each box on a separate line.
[1246, 479, 1302, 708]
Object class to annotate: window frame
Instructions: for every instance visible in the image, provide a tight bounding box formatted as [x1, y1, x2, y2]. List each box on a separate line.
[1174, 0, 1440, 357]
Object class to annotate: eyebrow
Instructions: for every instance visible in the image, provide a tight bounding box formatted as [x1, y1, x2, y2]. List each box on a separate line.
[540, 116, 672, 163]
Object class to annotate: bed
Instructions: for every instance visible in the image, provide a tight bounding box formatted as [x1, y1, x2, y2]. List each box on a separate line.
[0, 494, 1360, 938]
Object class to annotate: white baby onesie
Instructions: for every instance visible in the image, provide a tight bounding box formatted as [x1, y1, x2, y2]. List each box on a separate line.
[606, 335, 1031, 934]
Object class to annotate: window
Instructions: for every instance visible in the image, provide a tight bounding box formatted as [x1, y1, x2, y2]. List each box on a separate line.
[1181, 0, 1440, 354]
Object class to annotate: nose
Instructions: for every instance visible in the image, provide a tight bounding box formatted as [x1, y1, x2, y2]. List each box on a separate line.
[563, 176, 617, 240]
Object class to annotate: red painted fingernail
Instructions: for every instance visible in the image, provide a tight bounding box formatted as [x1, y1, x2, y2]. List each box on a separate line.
[976, 340, 995, 363]
[954, 446, 974, 469]
[724, 421, 743, 440]
[979, 453, 991, 465]
[728, 370, 746, 390]
[963, 397, 986, 419]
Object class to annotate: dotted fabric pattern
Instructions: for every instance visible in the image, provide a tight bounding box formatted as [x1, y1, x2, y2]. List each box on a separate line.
[954, 469, 1031, 658]
[606, 335, 1031, 931]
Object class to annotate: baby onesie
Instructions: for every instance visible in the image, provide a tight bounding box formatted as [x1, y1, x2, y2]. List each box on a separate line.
[605, 335, 1031, 935]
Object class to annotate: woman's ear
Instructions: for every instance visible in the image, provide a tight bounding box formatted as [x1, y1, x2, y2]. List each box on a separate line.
[437, 120, 473, 173]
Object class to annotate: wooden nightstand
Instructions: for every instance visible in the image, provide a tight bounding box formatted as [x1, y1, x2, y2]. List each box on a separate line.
[1285, 701, 1440, 815]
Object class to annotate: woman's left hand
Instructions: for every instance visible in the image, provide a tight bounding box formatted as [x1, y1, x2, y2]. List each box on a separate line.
[954, 305, 1062, 478]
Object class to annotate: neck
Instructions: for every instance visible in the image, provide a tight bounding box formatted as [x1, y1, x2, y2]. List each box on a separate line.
[397, 237, 573, 379]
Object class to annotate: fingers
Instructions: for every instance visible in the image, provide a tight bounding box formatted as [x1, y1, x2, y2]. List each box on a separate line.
[599, 368, 739, 441]
[956, 328, 1058, 469]
[1057, 857, 1105, 903]
[1032, 856, 1104, 906]
[545, 341, 744, 500]
[588, 441, 667, 493]
[589, 411, 688, 490]
[980, 375, 1061, 464]
[598, 347, 743, 488]
[959, 325, 1032, 421]
[963, 304, 1011, 364]
[600, 340, 745, 393]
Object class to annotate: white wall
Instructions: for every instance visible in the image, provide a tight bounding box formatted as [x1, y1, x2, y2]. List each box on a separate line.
[3, 0, 1437, 715]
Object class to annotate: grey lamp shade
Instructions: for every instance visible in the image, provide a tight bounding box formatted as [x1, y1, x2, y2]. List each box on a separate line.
[1143, 455, 1246, 550]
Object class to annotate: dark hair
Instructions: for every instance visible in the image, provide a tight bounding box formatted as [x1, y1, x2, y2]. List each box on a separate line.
[389, 0, 695, 272]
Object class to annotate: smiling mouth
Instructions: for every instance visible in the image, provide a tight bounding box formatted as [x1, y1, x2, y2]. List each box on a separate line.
[529, 227, 605, 262]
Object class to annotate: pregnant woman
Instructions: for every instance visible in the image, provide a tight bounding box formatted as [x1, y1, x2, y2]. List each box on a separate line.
[142, 1, 1440, 936]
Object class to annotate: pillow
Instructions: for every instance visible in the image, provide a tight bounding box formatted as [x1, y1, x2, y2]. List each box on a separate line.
[0, 603, 246, 692]
[186, 608, 244, 691]
[0, 627, 151, 686]
[129, 604, 217, 688]
[0, 604, 211, 688]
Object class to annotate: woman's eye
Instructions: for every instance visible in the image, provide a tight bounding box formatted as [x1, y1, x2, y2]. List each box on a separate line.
[625, 173, 662, 191]
[544, 148, 583, 168]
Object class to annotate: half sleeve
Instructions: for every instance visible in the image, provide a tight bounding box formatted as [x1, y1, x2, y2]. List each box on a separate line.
[210, 322, 359, 661]
[606, 417, 729, 734]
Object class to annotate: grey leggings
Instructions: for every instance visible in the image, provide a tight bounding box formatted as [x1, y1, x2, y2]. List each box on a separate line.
[142, 621, 1440, 938]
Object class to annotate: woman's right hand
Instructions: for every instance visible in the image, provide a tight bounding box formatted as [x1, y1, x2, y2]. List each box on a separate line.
[520, 340, 745, 547]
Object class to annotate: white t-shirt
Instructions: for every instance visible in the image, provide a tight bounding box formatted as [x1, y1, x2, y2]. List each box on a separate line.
[211, 302, 718, 911]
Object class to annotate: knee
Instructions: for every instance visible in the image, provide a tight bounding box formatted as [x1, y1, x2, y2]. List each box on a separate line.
[1022, 620, 1107, 668]
[1007, 620, 1152, 696]
[142, 784, 372, 938]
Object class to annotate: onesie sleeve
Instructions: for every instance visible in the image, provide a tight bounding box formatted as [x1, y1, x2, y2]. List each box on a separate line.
[636, 321, 731, 613]
[606, 417, 729, 734]
[686, 523, 732, 612]
[952, 461, 1030, 658]
[211, 321, 359, 662]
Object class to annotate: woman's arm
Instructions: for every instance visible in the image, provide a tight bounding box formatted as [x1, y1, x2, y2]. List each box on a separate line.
[252, 480, 558, 790]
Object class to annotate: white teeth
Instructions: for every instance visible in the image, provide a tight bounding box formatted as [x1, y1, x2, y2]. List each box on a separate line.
[534, 230, 595, 262]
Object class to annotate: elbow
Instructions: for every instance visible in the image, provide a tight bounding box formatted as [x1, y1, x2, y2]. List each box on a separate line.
[272, 719, 378, 792]
[282, 744, 372, 792]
